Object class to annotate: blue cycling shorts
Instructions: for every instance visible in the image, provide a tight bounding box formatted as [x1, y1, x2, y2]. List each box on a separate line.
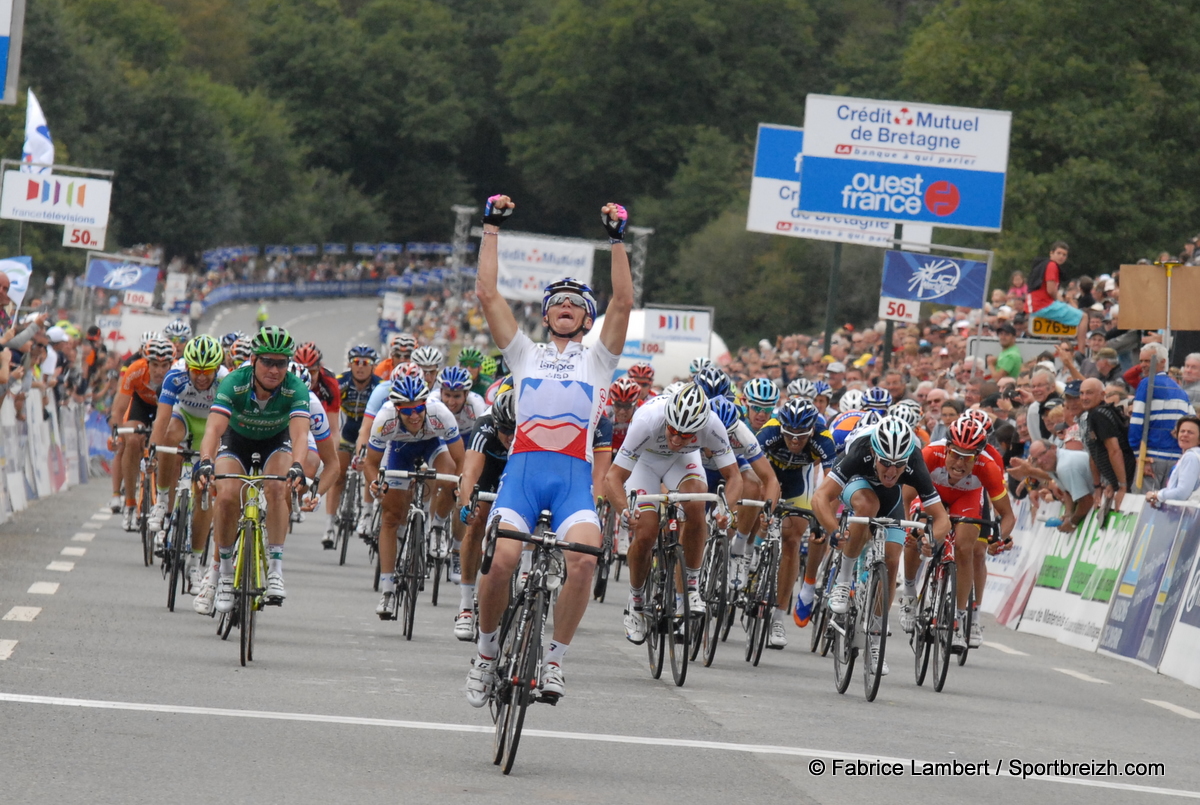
[493, 451, 599, 535]
[839, 477, 905, 545]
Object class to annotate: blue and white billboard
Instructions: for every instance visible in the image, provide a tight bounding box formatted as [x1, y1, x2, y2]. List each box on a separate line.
[881, 250, 988, 309]
[746, 123, 894, 246]
[0, 1, 24, 106]
[798, 94, 1012, 232]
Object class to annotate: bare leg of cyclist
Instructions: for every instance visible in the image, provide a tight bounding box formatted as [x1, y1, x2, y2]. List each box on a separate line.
[777, 518, 803, 617]
[625, 508, 660, 591]
[475, 534, 524, 646]
[376, 486, 411, 600]
[547, 520, 601, 672]
[459, 502, 489, 593]
[954, 522, 977, 611]
[730, 474, 762, 559]
[121, 433, 145, 510]
[111, 437, 125, 499]
[884, 541, 903, 609]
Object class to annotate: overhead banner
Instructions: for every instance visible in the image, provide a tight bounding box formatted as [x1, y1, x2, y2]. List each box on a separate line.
[798, 94, 1011, 231]
[81, 255, 158, 292]
[0, 170, 111, 226]
[643, 306, 712, 345]
[880, 249, 989, 308]
[746, 123, 895, 246]
[494, 234, 594, 304]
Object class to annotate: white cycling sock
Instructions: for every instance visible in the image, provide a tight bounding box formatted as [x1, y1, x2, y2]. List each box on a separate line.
[730, 532, 749, 557]
[772, 608, 786, 624]
[545, 640, 568, 666]
[685, 566, 700, 589]
[478, 628, 499, 660]
[837, 557, 856, 584]
[903, 577, 918, 597]
[267, 545, 283, 576]
[459, 583, 474, 611]
[326, 513, 336, 528]
[433, 512, 449, 530]
[628, 584, 645, 610]
[798, 582, 815, 606]
[219, 549, 234, 577]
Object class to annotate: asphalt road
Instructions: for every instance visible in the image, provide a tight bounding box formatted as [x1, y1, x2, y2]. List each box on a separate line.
[1, 298, 1198, 803]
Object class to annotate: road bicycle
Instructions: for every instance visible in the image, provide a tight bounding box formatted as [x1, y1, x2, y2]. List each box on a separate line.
[592, 497, 616, 603]
[830, 511, 929, 702]
[480, 508, 603, 774]
[334, 457, 364, 566]
[116, 424, 155, 566]
[152, 444, 206, 612]
[691, 489, 731, 667]
[204, 453, 296, 667]
[465, 486, 497, 643]
[632, 489, 722, 687]
[377, 468, 460, 637]
[809, 530, 838, 656]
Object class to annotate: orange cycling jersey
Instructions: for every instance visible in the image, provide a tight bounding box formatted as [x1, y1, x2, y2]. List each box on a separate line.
[374, 357, 400, 380]
[118, 358, 160, 406]
[918, 440, 1007, 522]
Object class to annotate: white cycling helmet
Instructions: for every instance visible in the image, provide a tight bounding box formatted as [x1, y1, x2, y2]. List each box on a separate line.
[688, 356, 713, 376]
[662, 381, 686, 398]
[787, 378, 816, 400]
[839, 388, 864, 414]
[666, 383, 710, 433]
[869, 415, 915, 463]
[888, 399, 923, 429]
[411, 345, 444, 369]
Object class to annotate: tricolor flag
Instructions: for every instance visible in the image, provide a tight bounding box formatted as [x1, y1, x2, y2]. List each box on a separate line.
[21, 90, 53, 174]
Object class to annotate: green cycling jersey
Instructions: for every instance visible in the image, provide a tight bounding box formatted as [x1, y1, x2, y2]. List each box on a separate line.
[211, 364, 310, 440]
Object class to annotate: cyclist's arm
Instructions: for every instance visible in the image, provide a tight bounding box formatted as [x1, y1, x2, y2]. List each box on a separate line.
[605, 463, 633, 515]
[288, 414, 310, 469]
[993, 492, 1016, 540]
[149, 401, 174, 446]
[592, 448, 612, 499]
[200, 410, 229, 464]
[716, 460, 743, 509]
[109, 392, 132, 429]
[748, 456, 780, 505]
[811, 475, 843, 534]
[363, 442, 383, 490]
[314, 436, 340, 496]
[476, 214, 519, 349]
[445, 435, 465, 473]
[455, 449, 486, 510]
[354, 414, 375, 455]
[924, 498, 951, 543]
[599, 241, 633, 357]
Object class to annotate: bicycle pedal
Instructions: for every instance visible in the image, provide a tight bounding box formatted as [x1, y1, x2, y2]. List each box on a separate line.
[264, 596, 284, 607]
[537, 692, 560, 706]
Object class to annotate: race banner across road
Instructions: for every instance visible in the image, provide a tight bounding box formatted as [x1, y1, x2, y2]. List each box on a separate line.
[494, 233, 594, 304]
[798, 94, 1011, 231]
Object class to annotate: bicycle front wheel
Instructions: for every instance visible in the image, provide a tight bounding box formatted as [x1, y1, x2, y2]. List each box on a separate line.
[700, 534, 728, 667]
[140, 471, 154, 567]
[166, 497, 189, 611]
[862, 562, 889, 703]
[491, 592, 522, 765]
[666, 545, 690, 687]
[401, 511, 424, 640]
[646, 547, 666, 680]
[502, 591, 546, 775]
[932, 563, 956, 693]
[752, 544, 778, 667]
[913, 569, 934, 687]
[238, 526, 259, 667]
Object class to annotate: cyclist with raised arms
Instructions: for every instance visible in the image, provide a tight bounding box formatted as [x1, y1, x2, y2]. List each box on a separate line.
[148, 335, 227, 585]
[901, 415, 1015, 648]
[326, 344, 381, 546]
[195, 327, 310, 611]
[812, 416, 951, 674]
[466, 194, 632, 706]
[110, 337, 175, 531]
[754, 398, 836, 644]
[605, 384, 743, 644]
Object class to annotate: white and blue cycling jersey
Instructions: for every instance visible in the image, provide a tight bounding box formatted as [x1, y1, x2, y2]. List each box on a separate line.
[159, 365, 229, 418]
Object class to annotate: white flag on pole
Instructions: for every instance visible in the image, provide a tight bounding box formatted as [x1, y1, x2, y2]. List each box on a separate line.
[21, 90, 53, 174]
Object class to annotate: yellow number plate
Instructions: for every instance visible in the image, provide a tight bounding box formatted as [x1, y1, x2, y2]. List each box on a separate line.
[1030, 317, 1077, 338]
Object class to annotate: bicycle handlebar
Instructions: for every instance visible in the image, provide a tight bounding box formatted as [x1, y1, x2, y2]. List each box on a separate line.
[634, 492, 721, 504]
[496, 527, 603, 557]
[115, 426, 149, 435]
[382, 469, 460, 484]
[151, 445, 199, 457]
[949, 515, 1001, 542]
[846, 515, 929, 530]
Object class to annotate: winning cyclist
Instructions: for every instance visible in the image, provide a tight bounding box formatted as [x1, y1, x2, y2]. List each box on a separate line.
[812, 417, 950, 674]
[466, 194, 632, 706]
[900, 415, 1015, 649]
[109, 337, 175, 531]
[148, 335, 227, 587]
[195, 327, 310, 611]
[363, 374, 464, 618]
[605, 384, 742, 644]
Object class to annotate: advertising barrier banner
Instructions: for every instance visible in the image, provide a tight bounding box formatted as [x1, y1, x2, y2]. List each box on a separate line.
[494, 234, 594, 303]
[1097, 503, 1183, 666]
[1157, 506, 1200, 687]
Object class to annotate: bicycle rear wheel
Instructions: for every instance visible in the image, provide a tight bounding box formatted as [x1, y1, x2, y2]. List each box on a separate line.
[166, 502, 188, 612]
[912, 569, 934, 686]
[932, 563, 956, 693]
[666, 545, 690, 687]
[502, 591, 545, 775]
[832, 608, 855, 695]
[862, 562, 889, 702]
[140, 470, 154, 567]
[700, 534, 728, 667]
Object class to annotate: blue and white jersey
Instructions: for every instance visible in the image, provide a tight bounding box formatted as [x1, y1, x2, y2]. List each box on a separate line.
[364, 381, 391, 419]
[309, 390, 331, 443]
[430, 387, 487, 433]
[368, 399, 460, 451]
[159, 366, 229, 418]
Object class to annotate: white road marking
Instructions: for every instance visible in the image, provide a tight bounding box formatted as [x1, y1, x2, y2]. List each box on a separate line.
[27, 582, 59, 595]
[72, 533, 94, 542]
[983, 641, 1029, 656]
[1054, 668, 1109, 684]
[1145, 699, 1200, 719]
[0, 641, 16, 660]
[61, 547, 86, 557]
[2, 607, 40, 622]
[0, 691, 1195, 798]
[82, 523, 101, 530]
[90, 514, 111, 521]
[46, 561, 75, 572]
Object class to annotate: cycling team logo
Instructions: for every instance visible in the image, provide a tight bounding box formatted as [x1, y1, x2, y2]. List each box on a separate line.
[102, 264, 147, 290]
[907, 258, 962, 301]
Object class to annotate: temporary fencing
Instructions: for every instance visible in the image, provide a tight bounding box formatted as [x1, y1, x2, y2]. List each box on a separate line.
[0, 390, 91, 524]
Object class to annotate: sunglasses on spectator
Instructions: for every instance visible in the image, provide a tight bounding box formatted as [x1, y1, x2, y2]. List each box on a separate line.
[666, 425, 698, 442]
[257, 357, 288, 370]
[397, 404, 426, 416]
[547, 292, 586, 310]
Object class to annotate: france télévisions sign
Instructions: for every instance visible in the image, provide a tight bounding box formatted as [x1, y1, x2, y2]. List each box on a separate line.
[746, 123, 894, 246]
[797, 95, 1012, 232]
[0, 170, 112, 226]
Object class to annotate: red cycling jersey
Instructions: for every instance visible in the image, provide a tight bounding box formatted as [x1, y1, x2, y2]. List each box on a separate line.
[919, 440, 1008, 519]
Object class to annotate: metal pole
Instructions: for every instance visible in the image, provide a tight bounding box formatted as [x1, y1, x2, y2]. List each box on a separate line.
[882, 319, 894, 372]
[627, 226, 654, 309]
[971, 250, 994, 380]
[450, 204, 476, 299]
[822, 242, 842, 356]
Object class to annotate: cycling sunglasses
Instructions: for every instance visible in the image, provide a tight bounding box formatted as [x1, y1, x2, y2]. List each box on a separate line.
[350, 358, 374, 367]
[666, 425, 698, 442]
[257, 357, 288, 370]
[749, 405, 775, 415]
[397, 403, 426, 416]
[546, 292, 587, 310]
[875, 455, 908, 469]
[948, 447, 979, 459]
[781, 428, 813, 440]
[189, 367, 218, 377]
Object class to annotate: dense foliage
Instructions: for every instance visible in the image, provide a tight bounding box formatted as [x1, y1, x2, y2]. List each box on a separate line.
[6, 0, 1195, 344]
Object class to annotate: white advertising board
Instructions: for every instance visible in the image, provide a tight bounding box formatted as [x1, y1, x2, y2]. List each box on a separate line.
[643, 306, 712, 345]
[0, 170, 111, 226]
[62, 224, 105, 250]
[495, 234, 594, 303]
